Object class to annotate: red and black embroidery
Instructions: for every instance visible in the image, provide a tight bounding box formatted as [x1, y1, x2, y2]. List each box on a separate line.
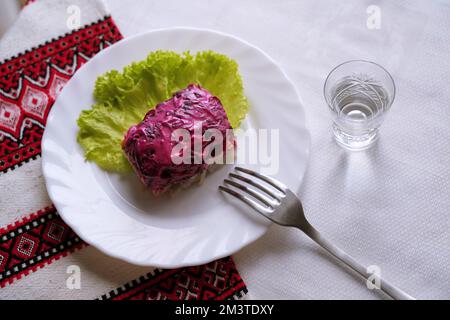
[0, 16, 123, 173]
[0, 206, 87, 287]
[0, 13, 248, 299]
[0, 204, 248, 299]
[98, 257, 247, 300]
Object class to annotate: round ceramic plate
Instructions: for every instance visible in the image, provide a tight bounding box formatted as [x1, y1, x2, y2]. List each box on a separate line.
[42, 27, 310, 267]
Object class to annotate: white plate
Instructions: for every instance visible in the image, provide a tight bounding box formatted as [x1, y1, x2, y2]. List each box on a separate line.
[42, 27, 310, 268]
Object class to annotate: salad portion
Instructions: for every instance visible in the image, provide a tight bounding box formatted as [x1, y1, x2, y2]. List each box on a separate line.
[122, 84, 234, 195]
[77, 50, 248, 194]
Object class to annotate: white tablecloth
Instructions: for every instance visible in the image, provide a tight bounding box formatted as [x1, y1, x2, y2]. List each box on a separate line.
[106, 0, 450, 299]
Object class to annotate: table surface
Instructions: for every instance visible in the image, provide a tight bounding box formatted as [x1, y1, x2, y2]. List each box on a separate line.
[1, 0, 448, 300]
[106, 0, 450, 299]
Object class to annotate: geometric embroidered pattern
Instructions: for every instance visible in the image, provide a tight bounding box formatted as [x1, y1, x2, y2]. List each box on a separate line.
[0, 13, 248, 300]
[0, 206, 86, 287]
[0, 16, 123, 173]
[0, 14, 122, 289]
[0, 205, 248, 300]
[98, 257, 248, 300]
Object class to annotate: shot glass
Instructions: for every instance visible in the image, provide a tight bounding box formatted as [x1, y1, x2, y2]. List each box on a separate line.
[324, 60, 395, 150]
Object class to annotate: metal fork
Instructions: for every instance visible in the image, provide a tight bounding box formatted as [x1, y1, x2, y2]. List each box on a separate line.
[219, 166, 415, 300]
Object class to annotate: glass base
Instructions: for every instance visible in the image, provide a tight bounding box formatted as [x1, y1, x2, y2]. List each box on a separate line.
[333, 124, 378, 151]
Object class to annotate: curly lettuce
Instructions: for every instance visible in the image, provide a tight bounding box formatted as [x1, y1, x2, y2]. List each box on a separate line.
[77, 50, 249, 172]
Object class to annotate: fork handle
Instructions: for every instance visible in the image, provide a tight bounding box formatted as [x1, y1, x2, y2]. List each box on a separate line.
[300, 224, 415, 300]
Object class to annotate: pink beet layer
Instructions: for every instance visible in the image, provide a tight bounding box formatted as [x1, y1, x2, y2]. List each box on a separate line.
[122, 84, 234, 195]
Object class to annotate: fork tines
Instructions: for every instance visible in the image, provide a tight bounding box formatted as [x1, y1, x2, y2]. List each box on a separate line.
[219, 166, 286, 214]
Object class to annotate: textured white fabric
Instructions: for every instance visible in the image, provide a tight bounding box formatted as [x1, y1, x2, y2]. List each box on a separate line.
[0, 0, 110, 62]
[2, 0, 449, 300]
[0, 246, 154, 300]
[0, 0, 20, 38]
[0, 158, 51, 227]
[107, 0, 450, 299]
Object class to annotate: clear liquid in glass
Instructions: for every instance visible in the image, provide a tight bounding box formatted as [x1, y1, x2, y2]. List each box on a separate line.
[330, 74, 391, 149]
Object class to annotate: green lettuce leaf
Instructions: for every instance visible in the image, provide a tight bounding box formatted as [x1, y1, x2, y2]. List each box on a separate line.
[77, 50, 249, 172]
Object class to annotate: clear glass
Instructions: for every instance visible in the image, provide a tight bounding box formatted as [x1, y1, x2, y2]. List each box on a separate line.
[324, 60, 395, 150]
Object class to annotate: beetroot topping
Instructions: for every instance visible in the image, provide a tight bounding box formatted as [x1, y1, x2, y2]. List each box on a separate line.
[122, 84, 234, 195]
